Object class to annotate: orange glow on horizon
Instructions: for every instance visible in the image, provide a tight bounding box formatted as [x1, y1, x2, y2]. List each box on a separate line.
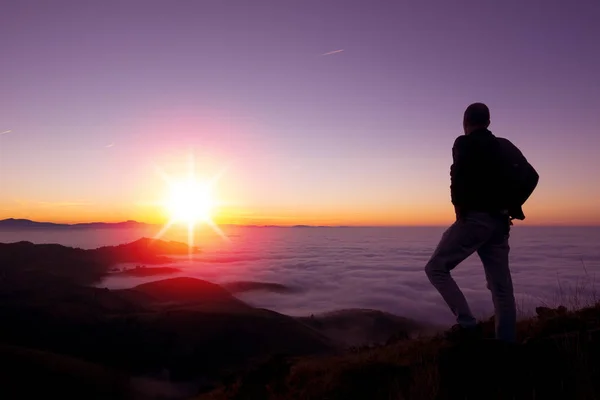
[2, 203, 598, 227]
[2, 169, 599, 228]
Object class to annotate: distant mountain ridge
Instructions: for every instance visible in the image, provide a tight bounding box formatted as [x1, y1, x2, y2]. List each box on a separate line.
[0, 218, 151, 229]
[0, 218, 353, 229]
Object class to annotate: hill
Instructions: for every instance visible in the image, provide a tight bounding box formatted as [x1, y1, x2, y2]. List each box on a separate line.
[0, 237, 198, 285]
[0, 218, 351, 230]
[133, 277, 244, 305]
[297, 309, 431, 348]
[0, 271, 335, 396]
[0, 218, 150, 229]
[0, 343, 134, 399]
[116, 266, 182, 277]
[198, 303, 600, 400]
[3, 240, 599, 399]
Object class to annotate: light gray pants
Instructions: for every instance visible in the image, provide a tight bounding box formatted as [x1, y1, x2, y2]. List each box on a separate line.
[425, 212, 516, 342]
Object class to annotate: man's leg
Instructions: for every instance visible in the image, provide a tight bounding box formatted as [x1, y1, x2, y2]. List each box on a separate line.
[425, 214, 496, 328]
[477, 225, 516, 342]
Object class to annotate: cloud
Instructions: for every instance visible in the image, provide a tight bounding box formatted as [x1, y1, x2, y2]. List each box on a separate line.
[322, 49, 344, 56]
[91, 227, 600, 327]
[105, 143, 115, 148]
[0, 130, 12, 135]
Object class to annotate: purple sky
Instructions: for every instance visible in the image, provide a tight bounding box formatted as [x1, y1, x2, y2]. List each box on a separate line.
[1, 0, 599, 225]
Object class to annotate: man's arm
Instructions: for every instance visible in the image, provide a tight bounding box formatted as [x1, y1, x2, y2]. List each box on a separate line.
[496, 137, 539, 220]
[450, 136, 469, 219]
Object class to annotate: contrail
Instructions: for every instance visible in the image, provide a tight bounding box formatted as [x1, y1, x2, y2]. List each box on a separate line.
[105, 143, 114, 148]
[322, 49, 344, 56]
[0, 130, 11, 135]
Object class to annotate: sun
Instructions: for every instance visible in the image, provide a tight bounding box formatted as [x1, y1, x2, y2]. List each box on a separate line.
[166, 179, 215, 224]
[152, 154, 228, 254]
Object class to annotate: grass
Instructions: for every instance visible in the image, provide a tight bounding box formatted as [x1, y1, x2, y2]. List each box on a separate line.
[526, 260, 599, 312]
[197, 299, 600, 400]
[554, 260, 598, 310]
[193, 263, 600, 400]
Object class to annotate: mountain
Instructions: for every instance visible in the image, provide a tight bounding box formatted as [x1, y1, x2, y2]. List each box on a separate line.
[0, 218, 63, 229]
[0, 274, 335, 396]
[0, 218, 352, 230]
[0, 237, 199, 285]
[133, 277, 246, 307]
[0, 218, 151, 229]
[199, 302, 600, 400]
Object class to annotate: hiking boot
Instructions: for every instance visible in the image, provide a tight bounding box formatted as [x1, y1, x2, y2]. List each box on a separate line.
[444, 324, 483, 342]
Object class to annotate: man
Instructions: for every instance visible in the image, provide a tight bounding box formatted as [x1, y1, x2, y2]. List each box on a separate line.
[425, 103, 537, 343]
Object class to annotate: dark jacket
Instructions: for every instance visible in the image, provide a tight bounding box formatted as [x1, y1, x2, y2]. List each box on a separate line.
[450, 129, 522, 219]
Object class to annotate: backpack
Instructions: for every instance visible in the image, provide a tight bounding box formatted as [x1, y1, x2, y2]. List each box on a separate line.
[494, 138, 539, 220]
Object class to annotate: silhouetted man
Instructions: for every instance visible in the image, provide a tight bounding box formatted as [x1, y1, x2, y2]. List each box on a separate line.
[425, 103, 537, 343]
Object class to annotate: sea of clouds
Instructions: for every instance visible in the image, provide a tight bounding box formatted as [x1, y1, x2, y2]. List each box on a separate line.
[2, 226, 599, 327]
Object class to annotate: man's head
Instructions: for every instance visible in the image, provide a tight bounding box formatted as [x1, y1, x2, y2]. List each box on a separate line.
[463, 103, 490, 134]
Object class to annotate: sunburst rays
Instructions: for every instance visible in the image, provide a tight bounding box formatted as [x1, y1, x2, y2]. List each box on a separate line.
[153, 153, 228, 257]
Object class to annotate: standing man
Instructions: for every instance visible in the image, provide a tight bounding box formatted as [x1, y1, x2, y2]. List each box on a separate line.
[425, 103, 538, 342]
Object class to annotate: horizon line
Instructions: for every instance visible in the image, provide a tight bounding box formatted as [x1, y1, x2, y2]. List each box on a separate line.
[1, 217, 599, 229]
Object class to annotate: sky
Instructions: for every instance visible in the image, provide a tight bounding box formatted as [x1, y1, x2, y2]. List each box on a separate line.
[1, 0, 599, 226]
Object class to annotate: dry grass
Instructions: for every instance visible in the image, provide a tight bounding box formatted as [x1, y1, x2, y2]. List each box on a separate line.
[197, 300, 600, 400]
[530, 260, 599, 312]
